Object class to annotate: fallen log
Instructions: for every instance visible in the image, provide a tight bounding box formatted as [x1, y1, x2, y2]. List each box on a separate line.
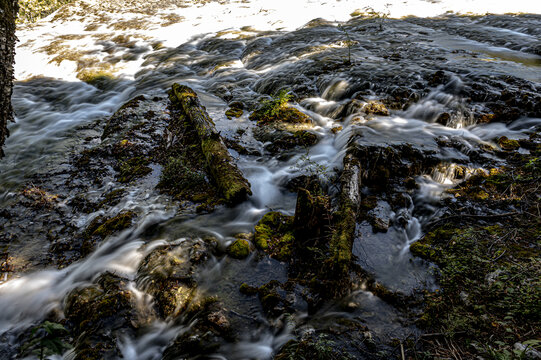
[169, 83, 252, 205]
[327, 152, 361, 276]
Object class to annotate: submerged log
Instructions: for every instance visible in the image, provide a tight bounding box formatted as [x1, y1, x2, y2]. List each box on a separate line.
[0, 0, 18, 158]
[328, 153, 361, 276]
[169, 83, 252, 205]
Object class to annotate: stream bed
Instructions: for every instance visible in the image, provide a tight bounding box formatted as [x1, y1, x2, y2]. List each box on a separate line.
[1, 0, 540, 359]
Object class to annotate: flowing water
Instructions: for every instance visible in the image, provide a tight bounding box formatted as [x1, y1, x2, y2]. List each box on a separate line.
[1, 0, 540, 358]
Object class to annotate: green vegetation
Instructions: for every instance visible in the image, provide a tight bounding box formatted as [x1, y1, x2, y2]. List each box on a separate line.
[85, 211, 136, 239]
[21, 321, 72, 360]
[158, 157, 206, 195]
[337, 24, 354, 64]
[276, 334, 353, 360]
[227, 239, 251, 259]
[254, 211, 295, 261]
[117, 156, 152, 183]
[412, 142, 541, 359]
[249, 90, 311, 124]
[259, 89, 292, 118]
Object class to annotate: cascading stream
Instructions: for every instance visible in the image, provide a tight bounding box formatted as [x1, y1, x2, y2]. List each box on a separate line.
[1, 0, 540, 358]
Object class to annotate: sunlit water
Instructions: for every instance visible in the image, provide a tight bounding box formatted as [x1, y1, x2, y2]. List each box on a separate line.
[1, 0, 540, 358]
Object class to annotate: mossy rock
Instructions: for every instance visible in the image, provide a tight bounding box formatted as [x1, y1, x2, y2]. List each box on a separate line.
[239, 282, 258, 295]
[227, 239, 251, 259]
[363, 101, 389, 116]
[497, 136, 520, 151]
[250, 106, 311, 125]
[254, 211, 295, 261]
[225, 108, 243, 119]
[64, 273, 137, 359]
[98, 188, 125, 208]
[92, 211, 136, 238]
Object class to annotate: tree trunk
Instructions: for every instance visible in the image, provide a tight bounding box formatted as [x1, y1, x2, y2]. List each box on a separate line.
[169, 83, 252, 206]
[0, 0, 17, 158]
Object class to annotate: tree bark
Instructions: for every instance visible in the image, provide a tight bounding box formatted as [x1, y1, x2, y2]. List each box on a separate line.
[169, 83, 252, 206]
[0, 0, 17, 158]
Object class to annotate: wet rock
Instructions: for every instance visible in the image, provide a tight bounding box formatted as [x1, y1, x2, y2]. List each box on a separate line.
[436, 112, 451, 125]
[136, 238, 213, 319]
[427, 70, 448, 86]
[162, 299, 233, 360]
[331, 125, 342, 133]
[257, 280, 291, 316]
[497, 136, 520, 151]
[367, 201, 392, 233]
[362, 100, 389, 116]
[64, 272, 138, 360]
[253, 125, 318, 154]
[87, 211, 136, 239]
[275, 328, 365, 360]
[102, 95, 146, 140]
[348, 141, 440, 190]
[239, 282, 258, 295]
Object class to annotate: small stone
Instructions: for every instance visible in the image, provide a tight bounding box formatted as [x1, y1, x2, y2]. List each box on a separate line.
[207, 310, 230, 332]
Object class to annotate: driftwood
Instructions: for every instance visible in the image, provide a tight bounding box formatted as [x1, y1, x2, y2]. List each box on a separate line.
[0, 0, 18, 158]
[169, 83, 251, 205]
[328, 153, 361, 275]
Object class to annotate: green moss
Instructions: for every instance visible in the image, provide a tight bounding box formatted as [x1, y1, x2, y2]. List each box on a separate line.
[98, 188, 125, 208]
[250, 106, 311, 125]
[200, 137, 251, 205]
[227, 239, 251, 259]
[254, 224, 270, 249]
[412, 222, 540, 357]
[328, 202, 356, 276]
[497, 136, 520, 151]
[77, 69, 115, 88]
[239, 283, 258, 295]
[249, 90, 311, 125]
[117, 157, 152, 183]
[225, 108, 243, 119]
[254, 211, 296, 261]
[409, 241, 441, 262]
[158, 157, 205, 195]
[92, 211, 136, 238]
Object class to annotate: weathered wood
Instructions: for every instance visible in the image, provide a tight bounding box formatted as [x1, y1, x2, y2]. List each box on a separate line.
[169, 83, 251, 205]
[0, 0, 18, 158]
[328, 153, 361, 275]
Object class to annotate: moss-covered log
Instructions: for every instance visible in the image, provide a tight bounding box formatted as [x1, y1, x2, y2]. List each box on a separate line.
[0, 0, 18, 158]
[327, 153, 361, 276]
[169, 83, 251, 205]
